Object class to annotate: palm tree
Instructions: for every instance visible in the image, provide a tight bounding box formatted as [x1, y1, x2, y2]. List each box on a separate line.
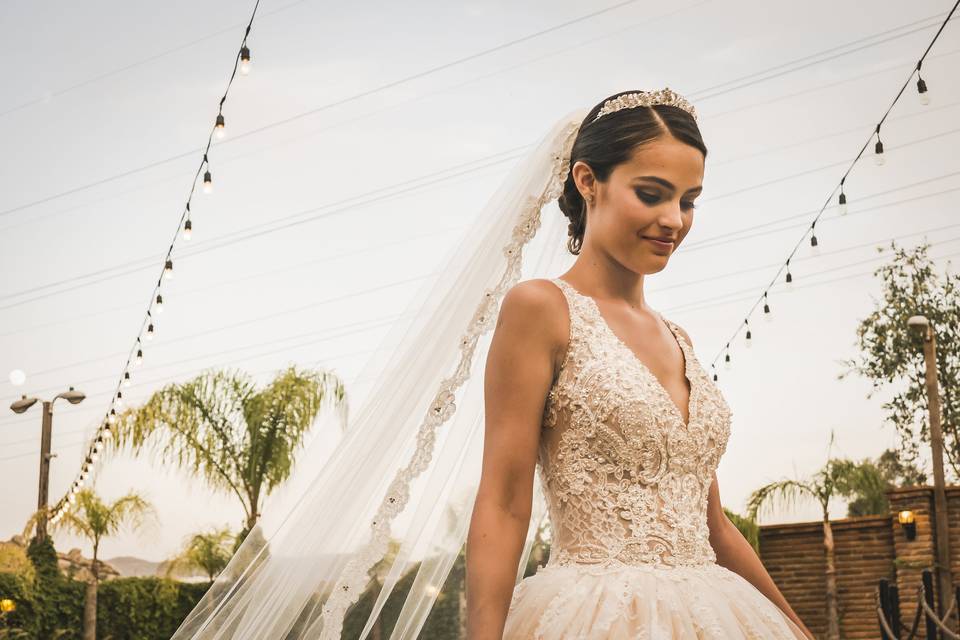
[108, 365, 348, 540]
[164, 526, 236, 584]
[52, 489, 153, 640]
[746, 444, 861, 640]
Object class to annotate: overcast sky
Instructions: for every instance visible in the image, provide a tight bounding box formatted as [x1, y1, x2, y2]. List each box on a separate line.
[1, 0, 958, 562]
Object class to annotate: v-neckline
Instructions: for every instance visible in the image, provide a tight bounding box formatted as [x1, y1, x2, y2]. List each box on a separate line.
[555, 278, 696, 429]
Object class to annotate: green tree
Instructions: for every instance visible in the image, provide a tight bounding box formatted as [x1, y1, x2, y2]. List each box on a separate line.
[164, 526, 236, 584]
[52, 489, 153, 640]
[107, 365, 348, 540]
[723, 507, 760, 555]
[838, 240, 959, 479]
[746, 433, 862, 640]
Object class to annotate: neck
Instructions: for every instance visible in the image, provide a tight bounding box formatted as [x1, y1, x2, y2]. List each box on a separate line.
[563, 250, 649, 310]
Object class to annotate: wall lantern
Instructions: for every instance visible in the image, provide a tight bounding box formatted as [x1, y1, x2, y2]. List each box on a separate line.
[898, 510, 917, 541]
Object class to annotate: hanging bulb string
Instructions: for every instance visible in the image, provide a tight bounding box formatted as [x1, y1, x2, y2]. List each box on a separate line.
[708, 0, 958, 378]
[48, 0, 264, 523]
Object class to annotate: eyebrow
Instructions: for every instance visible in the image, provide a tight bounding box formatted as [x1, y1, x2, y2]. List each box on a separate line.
[633, 175, 702, 194]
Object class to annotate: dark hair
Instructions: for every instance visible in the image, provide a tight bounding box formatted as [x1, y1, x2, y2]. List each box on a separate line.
[557, 90, 708, 254]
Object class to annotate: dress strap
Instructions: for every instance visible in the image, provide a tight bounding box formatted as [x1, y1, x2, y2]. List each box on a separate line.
[548, 278, 592, 332]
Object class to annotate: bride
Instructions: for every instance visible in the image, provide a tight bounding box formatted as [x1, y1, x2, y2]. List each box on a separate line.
[170, 89, 815, 639]
[466, 90, 815, 639]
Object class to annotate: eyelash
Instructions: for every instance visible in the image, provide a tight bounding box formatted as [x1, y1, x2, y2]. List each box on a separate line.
[636, 191, 697, 211]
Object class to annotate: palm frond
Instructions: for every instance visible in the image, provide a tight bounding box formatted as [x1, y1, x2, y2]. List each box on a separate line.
[746, 479, 817, 522]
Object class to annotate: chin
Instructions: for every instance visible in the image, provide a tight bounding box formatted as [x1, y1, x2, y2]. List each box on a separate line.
[642, 256, 670, 273]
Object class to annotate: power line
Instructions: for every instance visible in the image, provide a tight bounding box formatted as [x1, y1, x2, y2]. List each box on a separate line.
[0, 226, 461, 339]
[666, 247, 960, 317]
[3, 116, 957, 313]
[2, 5, 951, 220]
[0, 0, 312, 119]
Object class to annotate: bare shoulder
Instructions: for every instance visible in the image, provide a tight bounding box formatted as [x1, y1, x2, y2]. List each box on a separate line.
[497, 279, 569, 362]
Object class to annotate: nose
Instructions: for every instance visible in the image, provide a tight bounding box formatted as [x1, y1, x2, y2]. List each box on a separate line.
[659, 202, 685, 230]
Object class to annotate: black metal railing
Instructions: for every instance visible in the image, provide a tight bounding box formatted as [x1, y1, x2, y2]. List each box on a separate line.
[877, 570, 960, 639]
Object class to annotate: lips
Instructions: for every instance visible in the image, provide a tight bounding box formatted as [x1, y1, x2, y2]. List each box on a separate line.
[642, 236, 675, 247]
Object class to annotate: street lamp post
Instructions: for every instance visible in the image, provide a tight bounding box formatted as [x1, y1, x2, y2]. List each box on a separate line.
[907, 314, 951, 628]
[9, 386, 85, 542]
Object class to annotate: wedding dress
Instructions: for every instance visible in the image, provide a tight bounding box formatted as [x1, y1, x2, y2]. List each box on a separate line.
[501, 277, 809, 639]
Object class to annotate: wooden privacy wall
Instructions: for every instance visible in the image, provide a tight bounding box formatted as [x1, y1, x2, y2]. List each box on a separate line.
[757, 486, 960, 639]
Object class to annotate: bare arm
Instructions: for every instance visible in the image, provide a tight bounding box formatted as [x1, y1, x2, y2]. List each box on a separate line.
[706, 472, 816, 639]
[465, 280, 565, 640]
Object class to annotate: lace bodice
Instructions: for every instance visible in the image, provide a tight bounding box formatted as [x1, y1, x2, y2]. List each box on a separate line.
[536, 277, 733, 570]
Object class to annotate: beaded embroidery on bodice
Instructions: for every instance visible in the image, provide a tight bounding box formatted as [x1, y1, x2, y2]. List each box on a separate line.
[537, 278, 733, 570]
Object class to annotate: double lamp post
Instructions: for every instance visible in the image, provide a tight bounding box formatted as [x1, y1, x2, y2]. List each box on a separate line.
[9, 387, 85, 542]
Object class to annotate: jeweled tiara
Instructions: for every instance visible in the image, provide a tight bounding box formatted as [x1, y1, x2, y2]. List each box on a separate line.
[592, 87, 697, 123]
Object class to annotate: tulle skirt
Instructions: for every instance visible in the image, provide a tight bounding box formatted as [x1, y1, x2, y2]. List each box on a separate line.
[502, 561, 809, 639]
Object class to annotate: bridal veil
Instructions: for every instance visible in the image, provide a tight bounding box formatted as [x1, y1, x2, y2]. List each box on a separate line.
[170, 106, 589, 639]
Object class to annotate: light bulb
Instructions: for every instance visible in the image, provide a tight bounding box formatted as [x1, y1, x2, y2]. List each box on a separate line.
[917, 77, 930, 105]
[240, 46, 251, 75]
[135, 348, 143, 367]
[183, 219, 192, 241]
[203, 170, 213, 194]
[745, 330, 752, 349]
[146, 323, 154, 341]
[156, 294, 164, 313]
[874, 140, 885, 166]
[838, 192, 847, 216]
[123, 372, 131, 388]
[164, 259, 174, 280]
[215, 114, 225, 139]
[810, 234, 820, 257]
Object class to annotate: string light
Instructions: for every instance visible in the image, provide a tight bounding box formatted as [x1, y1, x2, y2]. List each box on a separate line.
[240, 45, 252, 75]
[874, 125, 885, 166]
[48, 0, 265, 521]
[916, 60, 931, 106]
[723, 343, 732, 370]
[707, 5, 953, 384]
